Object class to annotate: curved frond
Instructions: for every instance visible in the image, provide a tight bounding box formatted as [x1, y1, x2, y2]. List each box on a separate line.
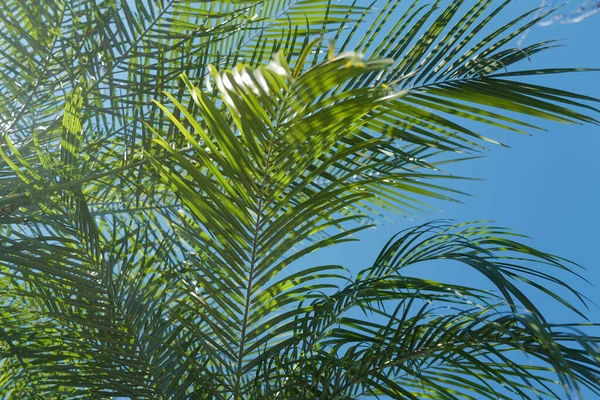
[268, 221, 600, 399]
[0, 1, 597, 398]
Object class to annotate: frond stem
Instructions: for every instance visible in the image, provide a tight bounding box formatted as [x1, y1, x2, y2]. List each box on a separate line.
[234, 134, 276, 399]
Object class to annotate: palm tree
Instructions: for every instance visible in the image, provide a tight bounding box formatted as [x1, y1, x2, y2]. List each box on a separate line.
[0, 0, 598, 398]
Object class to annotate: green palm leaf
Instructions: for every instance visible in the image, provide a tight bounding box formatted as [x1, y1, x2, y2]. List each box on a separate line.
[0, 0, 598, 398]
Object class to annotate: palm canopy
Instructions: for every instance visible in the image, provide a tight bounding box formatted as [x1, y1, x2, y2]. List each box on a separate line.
[0, 0, 598, 398]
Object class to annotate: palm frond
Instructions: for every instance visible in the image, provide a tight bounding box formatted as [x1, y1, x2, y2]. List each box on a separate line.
[0, 1, 598, 398]
[268, 221, 600, 399]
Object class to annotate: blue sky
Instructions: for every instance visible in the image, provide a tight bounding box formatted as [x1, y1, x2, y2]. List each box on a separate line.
[306, 1, 600, 397]
[320, 1, 600, 321]
[432, 2, 600, 327]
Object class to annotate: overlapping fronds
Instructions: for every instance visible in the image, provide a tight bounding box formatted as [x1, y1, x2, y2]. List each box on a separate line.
[0, 0, 598, 398]
[264, 222, 600, 399]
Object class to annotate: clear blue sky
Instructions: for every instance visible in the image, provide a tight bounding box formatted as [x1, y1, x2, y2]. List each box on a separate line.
[306, 1, 600, 397]
[320, 2, 600, 320]
[431, 1, 600, 327]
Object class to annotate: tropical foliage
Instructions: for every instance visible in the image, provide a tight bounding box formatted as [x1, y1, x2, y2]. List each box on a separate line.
[0, 0, 598, 398]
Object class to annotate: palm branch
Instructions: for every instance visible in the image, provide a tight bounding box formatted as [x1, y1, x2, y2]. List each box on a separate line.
[0, 0, 598, 398]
